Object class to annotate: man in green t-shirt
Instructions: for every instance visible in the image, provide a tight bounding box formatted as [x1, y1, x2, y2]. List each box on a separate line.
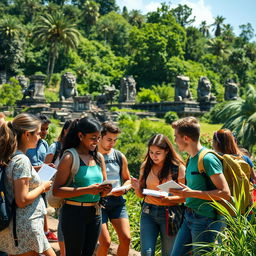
[169, 117, 230, 256]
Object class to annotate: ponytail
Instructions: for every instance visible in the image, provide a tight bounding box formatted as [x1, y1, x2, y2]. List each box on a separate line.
[0, 122, 17, 166]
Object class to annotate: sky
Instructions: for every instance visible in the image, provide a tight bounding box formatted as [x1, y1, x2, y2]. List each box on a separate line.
[116, 0, 256, 37]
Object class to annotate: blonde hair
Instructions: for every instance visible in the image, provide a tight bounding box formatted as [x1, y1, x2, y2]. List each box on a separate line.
[0, 113, 41, 165]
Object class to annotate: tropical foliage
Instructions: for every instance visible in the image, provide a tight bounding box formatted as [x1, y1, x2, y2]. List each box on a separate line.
[216, 85, 256, 151]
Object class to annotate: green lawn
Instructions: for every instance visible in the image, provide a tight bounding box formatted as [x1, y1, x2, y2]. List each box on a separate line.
[200, 123, 222, 136]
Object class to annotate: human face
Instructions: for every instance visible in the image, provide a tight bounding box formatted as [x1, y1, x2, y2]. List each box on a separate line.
[100, 132, 118, 152]
[79, 131, 101, 152]
[174, 129, 187, 152]
[40, 123, 49, 139]
[27, 129, 41, 149]
[149, 145, 168, 165]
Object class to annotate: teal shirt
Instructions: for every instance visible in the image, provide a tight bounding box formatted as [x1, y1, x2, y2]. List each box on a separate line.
[186, 148, 223, 218]
[68, 163, 103, 203]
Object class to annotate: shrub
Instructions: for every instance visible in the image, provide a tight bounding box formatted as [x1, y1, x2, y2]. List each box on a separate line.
[137, 119, 173, 144]
[164, 111, 179, 124]
[45, 123, 57, 145]
[136, 88, 160, 103]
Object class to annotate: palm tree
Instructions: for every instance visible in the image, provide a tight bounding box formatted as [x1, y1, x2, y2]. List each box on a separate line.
[33, 11, 80, 83]
[207, 38, 230, 57]
[81, 0, 100, 27]
[199, 20, 210, 37]
[212, 15, 225, 37]
[129, 9, 145, 28]
[216, 85, 256, 152]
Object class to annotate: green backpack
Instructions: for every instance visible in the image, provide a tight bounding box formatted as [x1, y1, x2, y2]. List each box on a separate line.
[197, 149, 253, 214]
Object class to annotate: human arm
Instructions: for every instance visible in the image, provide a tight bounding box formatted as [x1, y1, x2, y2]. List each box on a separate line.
[111, 154, 131, 196]
[98, 153, 112, 197]
[53, 153, 110, 198]
[131, 164, 145, 198]
[44, 154, 54, 164]
[14, 179, 52, 208]
[169, 173, 230, 201]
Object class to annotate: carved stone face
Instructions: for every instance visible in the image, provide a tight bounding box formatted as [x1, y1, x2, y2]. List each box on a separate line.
[62, 73, 76, 89]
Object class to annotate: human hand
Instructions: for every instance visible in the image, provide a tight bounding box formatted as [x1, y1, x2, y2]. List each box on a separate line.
[41, 181, 53, 192]
[110, 190, 126, 197]
[47, 163, 55, 168]
[169, 183, 191, 197]
[131, 177, 139, 190]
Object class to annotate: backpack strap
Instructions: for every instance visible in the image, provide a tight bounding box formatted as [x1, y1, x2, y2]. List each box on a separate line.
[52, 141, 62, 164]
[198, 149, 223, 173]
[114, 149, 123, 182]
[61, 148, 80, 185]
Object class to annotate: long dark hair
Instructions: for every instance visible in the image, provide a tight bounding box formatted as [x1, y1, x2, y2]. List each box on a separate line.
[61, 117, 102, 165]
[141, 134, 184, 188]
[58, 119, 72, 143]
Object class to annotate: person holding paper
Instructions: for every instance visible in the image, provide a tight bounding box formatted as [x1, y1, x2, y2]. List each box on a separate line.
[131, 134, 185, 256]
[26, 115, 58, 242]
[170, 117, 230, 256]
[0, 113, 55, 256]
[53, 118, 112, 256]
[96, 121, 131, 256]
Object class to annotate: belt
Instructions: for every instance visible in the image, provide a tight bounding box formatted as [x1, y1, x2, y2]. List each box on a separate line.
[65, 200, 99, 207]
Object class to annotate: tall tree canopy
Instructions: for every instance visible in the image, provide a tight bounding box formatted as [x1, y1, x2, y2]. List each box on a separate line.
[33, 11, 80, 82]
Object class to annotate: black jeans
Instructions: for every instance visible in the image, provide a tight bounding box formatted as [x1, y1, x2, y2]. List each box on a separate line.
[61, 204, 102, 256]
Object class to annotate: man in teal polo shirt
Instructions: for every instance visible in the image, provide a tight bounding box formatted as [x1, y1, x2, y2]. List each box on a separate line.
[169, 117, 230, 256]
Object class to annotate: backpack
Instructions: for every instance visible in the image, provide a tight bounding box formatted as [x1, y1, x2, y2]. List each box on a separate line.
[0, 165, 18, 246]
[47, 148, 80, 208]
[197, 149, 253, 214]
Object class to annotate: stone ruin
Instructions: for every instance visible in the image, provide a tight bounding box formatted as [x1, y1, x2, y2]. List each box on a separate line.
[59, 72, 78, 101]
[22, 75, 46, 101]
[197, 76, 216, 102]
[96, 84, 118, 106]
[175, 75, 193, 101]
[119, 75, 136, 103]
[224, 79, 238, 100]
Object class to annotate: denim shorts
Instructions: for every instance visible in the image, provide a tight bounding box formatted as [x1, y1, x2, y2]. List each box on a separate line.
[101, 196, 128, 224]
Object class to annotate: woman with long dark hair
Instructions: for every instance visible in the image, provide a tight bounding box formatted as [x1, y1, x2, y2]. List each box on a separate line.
[53, 117, 112, 256]
[131, 134, 185, 256]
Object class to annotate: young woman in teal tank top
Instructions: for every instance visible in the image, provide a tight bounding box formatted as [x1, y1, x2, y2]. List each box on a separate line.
[53, 118, 112, 256]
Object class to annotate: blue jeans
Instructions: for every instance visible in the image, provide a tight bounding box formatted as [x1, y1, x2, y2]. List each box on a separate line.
[170, 208, 223, 256]
[140, 203, 176, 256]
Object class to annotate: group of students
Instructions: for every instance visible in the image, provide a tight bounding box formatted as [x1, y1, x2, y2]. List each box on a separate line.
[0, 113, 255, 256]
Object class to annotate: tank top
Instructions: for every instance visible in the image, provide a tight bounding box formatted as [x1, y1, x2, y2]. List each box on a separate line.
[68, 159, 103, 202]
[104, 149, 121, 188]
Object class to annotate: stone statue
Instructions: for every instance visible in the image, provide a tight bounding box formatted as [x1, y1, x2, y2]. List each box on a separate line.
[119, 75, 137, 102]
[17, 75, 29, 93]
[175, 75, 193, 101]
[59, 72, 78, 101]
[224, 79, 238, 100]
[197, 76, 216, 102]
[23, 75, 45, 99]
[96, 84, 118, 105]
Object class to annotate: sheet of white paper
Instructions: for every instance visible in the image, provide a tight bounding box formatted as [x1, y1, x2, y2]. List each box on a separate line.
[101, 180, 119, 185]
[142, 189, 168, 197]
[111, 184, 132, 193]
[157, 180, 183, 192]
[38, 164, 57, 181]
